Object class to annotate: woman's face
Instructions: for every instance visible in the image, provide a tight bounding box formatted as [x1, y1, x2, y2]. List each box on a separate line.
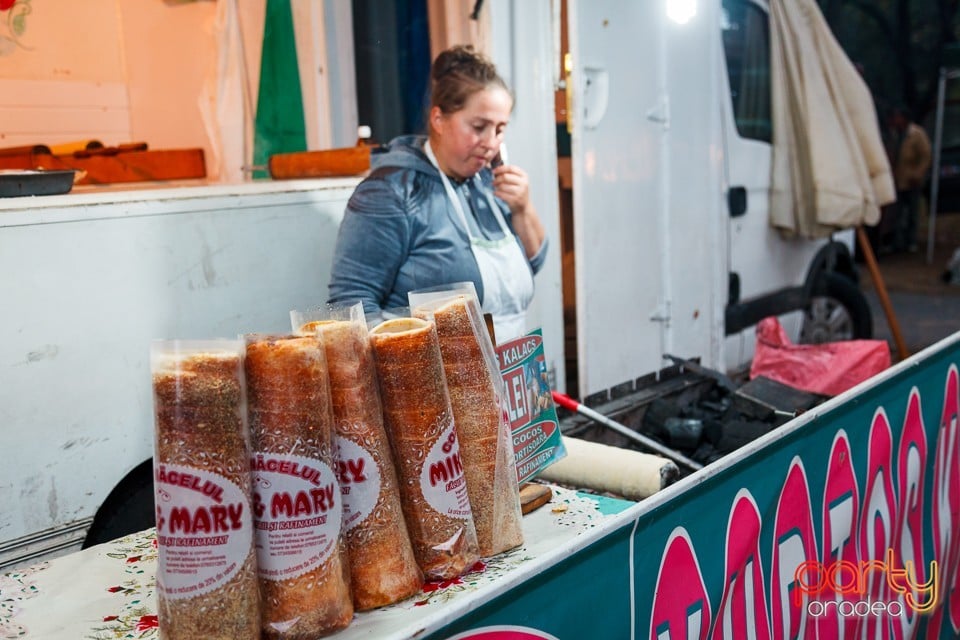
[430, 86, 513, 180]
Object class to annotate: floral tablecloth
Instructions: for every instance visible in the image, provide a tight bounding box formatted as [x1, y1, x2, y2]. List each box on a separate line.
[0, 486, 634, 639]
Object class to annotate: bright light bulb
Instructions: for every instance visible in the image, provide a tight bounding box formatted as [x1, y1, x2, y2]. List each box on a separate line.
[666, 0, 697, 24]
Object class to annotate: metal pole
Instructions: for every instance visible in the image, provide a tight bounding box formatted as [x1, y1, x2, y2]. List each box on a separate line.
[928, 68, 948, 265]
[552, 391, 704, 472]
[857, 227, 910, 359]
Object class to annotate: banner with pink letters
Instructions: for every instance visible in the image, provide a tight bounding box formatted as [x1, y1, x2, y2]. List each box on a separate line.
[643, 360, 953, 640]
[429, 333, 960, 640]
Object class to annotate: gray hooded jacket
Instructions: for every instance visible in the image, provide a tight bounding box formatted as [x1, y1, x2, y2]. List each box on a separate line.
[327, 135, 548, 313]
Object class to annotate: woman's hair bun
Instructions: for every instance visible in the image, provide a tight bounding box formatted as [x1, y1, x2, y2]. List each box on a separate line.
[429, 45, 508, 114]
[431, 45, 488, 82]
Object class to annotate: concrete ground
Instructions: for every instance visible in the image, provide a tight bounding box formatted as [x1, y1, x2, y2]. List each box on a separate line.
[861, 207, 960, 362]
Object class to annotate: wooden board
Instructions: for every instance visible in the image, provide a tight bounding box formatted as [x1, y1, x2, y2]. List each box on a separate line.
[519, 483, 553, 515]
[0, 148, 206, 185]
[268, 145, 370, 179]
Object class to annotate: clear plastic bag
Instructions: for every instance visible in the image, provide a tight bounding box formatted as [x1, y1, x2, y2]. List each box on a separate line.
[368, 316, 480, 579]
[150, 340, 260, 640]
[243, 333, 353, 638]
[409, 284, 524, 557]
[291, 303, 423, 609]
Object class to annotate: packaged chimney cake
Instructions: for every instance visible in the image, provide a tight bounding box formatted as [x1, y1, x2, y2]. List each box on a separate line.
[292, 303, 423, 610]
[369, 316, 480, 580]
[410, 284, 524, 557]
[150, 340, 260, 640]
[243, 334, 353, 639]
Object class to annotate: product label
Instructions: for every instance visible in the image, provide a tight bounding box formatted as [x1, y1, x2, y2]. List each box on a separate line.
[496, 329, 567, 483]
[420, 413, 473, 520]
[250, 453, 342, 580]
[335, 435, 381, 532]
[154, 464, 252, 600]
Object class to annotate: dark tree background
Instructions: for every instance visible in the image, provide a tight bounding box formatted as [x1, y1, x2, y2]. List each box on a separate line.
[819, 0, 960, 131]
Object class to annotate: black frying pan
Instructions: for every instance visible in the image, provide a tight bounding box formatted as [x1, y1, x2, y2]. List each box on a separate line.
[0, 170, 76, 197]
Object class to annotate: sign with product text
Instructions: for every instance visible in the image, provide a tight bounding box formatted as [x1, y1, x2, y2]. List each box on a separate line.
[249, 453, 341, 580]
[154, 464, 252, 599]
[496, 329, 566, 484]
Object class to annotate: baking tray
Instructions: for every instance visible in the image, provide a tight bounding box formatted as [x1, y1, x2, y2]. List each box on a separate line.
[0, 169, 76, 197]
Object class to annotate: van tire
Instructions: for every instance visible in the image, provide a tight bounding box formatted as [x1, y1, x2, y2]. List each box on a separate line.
[800, 273, 873, 344]
[82, 460, 155, 548]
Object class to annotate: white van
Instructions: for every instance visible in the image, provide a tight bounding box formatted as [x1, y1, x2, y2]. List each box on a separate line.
[0, 0, 873, 568]
[530, 0, 873, 400]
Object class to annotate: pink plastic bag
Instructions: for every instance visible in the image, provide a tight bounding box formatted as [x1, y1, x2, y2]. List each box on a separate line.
[750, 317, 891, 397]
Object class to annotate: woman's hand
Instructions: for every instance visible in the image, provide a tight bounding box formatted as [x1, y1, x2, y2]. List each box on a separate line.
[493, 164, 545, 258]
[492, 165, 532, 214]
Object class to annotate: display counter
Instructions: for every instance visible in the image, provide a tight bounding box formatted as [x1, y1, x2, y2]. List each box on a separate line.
[0, 486, 636, 639]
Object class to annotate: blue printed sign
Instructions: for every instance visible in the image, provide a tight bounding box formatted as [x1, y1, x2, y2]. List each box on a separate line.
[496, 329, 566, 483]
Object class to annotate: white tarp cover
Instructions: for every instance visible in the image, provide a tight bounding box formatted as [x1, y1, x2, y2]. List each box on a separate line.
[769, 0, 896, 238]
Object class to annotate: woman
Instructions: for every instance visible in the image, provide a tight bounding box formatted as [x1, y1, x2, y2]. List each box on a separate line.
[327, 45, 547, 342]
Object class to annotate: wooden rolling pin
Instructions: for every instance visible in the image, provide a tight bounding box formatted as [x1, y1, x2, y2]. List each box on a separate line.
[537, 436, 679, 500]
[268, 145, 371, 179]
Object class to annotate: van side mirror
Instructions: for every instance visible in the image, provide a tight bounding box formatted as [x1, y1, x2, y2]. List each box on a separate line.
[728, 186, 747, 218]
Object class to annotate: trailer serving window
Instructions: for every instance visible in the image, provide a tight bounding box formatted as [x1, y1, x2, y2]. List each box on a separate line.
[721, 0, 772, 143]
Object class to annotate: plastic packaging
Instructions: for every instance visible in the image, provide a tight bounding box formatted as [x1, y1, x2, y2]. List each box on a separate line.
[243, 334, 353, 639]
[368, 316, 480, 579]
[749, 316, 891, 396]
[292, 303, 423, 609]
[410, 284, 524, 557]
[150, 340, 260, 640]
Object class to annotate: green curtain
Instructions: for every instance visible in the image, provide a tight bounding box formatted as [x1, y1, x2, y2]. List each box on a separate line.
[253, 0, 307, 179]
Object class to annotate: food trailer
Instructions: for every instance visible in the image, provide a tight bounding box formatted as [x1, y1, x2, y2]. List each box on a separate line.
[0, 1, 929, 638]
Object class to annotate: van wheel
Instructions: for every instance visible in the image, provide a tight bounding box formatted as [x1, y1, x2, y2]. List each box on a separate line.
[800, 273, 873, 344]
[82, 460, 155, 548]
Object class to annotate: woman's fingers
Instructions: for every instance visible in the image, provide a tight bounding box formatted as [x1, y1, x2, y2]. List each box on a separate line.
[492, 165, 530, 211]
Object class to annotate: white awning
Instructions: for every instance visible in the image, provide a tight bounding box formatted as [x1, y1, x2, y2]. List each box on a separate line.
[768, 0, 896, 239]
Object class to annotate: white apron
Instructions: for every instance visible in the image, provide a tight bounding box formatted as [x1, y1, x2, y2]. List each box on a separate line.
[424, 140, 534, 341]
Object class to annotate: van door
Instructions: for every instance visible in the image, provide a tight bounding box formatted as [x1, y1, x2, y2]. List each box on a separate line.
[567, 1, 730, 395]
[566, 2, 667, 398]
[720, 0, 822, 367]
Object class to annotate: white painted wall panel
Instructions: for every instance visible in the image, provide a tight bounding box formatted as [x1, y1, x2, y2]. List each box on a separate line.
[0, 181, 356, 551]
[0, 79, 131, 147]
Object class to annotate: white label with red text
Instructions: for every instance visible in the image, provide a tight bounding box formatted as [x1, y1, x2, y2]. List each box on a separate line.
[420, 414, 473, 520]
[335, 435, 381, 532]
[250, 453, 341, 580]
[154, 464, 252, 600]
